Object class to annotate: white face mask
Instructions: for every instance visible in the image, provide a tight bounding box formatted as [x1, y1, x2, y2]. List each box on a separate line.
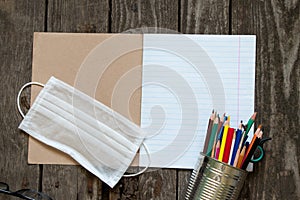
[17, 76, 150, 188]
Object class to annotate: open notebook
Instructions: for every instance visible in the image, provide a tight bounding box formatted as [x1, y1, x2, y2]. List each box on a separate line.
[29, 33, 255, 170]
[139, 34, 256, 169]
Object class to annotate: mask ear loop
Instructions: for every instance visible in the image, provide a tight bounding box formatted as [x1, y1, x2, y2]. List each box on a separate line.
[17, 82, 45, 118]
[123, 142, 151, 177]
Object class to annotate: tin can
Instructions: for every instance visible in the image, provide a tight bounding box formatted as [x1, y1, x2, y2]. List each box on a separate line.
[185, 154, 247, 200]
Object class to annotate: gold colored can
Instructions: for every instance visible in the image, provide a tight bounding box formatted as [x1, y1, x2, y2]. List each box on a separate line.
[185, 154, 247, 200]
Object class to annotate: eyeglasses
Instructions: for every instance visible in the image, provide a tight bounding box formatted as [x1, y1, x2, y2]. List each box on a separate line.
[0, 182, 53, 200]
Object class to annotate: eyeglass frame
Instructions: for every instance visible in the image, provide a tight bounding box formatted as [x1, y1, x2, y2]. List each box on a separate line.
[0, 182, 53, 200]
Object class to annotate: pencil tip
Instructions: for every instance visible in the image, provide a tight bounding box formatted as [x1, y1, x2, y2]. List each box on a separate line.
[258, 130, 263, 138]
[238, 122, 243, 129]
[251, 112, 257, 120]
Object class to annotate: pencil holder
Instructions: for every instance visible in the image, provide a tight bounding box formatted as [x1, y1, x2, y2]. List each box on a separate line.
[185, 154, 247, 200]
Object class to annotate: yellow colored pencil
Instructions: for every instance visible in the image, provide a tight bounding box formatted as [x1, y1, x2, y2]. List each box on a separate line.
[218, 116, 230, 161]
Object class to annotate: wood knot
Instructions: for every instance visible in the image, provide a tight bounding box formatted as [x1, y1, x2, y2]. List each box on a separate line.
[54, 181, 59, 188]
[131, 3, 138, 12]
[21, 177, 29, 188]
[87, 178, 93, 194]
[76, 24, 97, 33]
[153, 174, 162, 197]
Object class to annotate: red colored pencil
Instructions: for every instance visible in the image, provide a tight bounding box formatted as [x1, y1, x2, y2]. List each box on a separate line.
[222, 127, 235, 163]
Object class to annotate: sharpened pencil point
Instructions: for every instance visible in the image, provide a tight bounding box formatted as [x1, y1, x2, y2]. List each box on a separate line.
[251, 112, 257, 120]
[258, 124, 262, 129]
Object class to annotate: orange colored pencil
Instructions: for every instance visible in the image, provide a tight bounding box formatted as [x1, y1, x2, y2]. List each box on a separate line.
[237, 145, 246, 168]
[233, 146, 241, 167]
[241, 130, 264, 169]
[242, 125, 262, 164]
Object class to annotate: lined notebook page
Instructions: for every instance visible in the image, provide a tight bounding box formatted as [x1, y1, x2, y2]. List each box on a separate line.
[140, 34, 256, 169]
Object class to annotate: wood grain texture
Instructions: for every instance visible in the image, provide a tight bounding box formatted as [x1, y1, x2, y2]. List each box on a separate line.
[179, 0, 230, 198]
[177, 170, 191, 200]
[1, 0, 299, 199]
[77, 168, 103, 200]
[232, 0, 300, 199]
[181, 0, 230, 34]
[139, 169, 177, 200]
[47, 0, 109, 32]
[111, 0, 178, 33]
[0, 0, 44, 199]
[42, 165, 78, 199]
[43, 1, 109, 199]
[109, 176, 139, 200]
[110, 0, 179, 199]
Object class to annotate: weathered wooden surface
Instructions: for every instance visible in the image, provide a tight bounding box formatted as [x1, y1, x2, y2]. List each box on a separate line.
[0, 1, 45, 199]
[1, 0, 299, 199]
[42, 1, 109, 199]
[232, 1, 300, 199]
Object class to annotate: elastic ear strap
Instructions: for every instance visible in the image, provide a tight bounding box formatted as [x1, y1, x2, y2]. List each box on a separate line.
[17, 81, 45, 118]
[123, 142, 151, 178]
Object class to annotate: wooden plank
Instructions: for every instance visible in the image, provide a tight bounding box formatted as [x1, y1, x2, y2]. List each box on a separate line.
[232, 1, 300, 199]
[180, 0, 230, 34]
[0, 0, 45, 198]
[47, 0, 109, 32]
[110, 0, 179, 199]
[111, 0, 178, 33]
[109, 176, 139, 200]
[139, 169, 177, 200]
[43, 1, 109, 199]
[177, 170, 191, 200]
[42, 165, 78, 199]
[179, 0, 230, 198]
[77, 168, 103, 200]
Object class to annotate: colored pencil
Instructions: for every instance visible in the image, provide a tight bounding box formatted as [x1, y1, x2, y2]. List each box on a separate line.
[201, 112, 265, 170]
[228, 129, 236, 164]
[237, 145, 246, 168]
[230, 122, 243, 165]
[242, 125, 262, 163]
[233, 147, 241, 167]
[233, 125, 246, 167]
[207, 115, 219, 156]
[215, 140, 221, 159]
[245, 112, 257, 135]
[218, 116, 230, 161]
[223, 127, 235, 163]
[216, 113, 225, 136]
[217, 115, 227, 141]
[211, 113, 225, 159]
[203, 110, 215, 154]
[241, 129, 263, 169]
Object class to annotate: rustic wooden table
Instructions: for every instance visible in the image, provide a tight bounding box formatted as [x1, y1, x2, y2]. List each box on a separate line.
[1, 0, 299, 199]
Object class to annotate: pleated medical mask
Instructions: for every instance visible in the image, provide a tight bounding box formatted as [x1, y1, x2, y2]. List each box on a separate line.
[17, 76, 150, 188]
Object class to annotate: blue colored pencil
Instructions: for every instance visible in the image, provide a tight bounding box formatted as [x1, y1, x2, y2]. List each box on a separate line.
[230, 123, 243, 165]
